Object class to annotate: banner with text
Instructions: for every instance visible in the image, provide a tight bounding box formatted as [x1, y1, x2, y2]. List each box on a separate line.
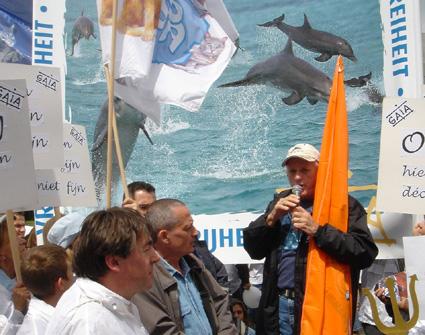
[194, 212, 263, 264]
[36, 123, 97, 207]
[380, 0, 423, 98]
[0, 79, 38, 212]
[0, 63, 63, 169]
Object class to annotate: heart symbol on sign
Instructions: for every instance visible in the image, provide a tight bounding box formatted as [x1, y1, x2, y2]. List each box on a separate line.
[402, 131, 425, 154]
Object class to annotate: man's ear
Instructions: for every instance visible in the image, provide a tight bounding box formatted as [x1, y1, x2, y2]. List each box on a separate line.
[104, 255, 121, 273]
[157, 230, 169, 244]
[56, 277, 66, 293]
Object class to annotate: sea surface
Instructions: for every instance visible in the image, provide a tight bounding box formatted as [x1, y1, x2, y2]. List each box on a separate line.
[65, 0, 383, 214]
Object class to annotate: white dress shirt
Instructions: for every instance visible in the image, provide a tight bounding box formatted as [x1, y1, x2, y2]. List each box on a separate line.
[45, 278, 148, 335]
[0, 270, 24, 335]
[16, 297, 54, 335]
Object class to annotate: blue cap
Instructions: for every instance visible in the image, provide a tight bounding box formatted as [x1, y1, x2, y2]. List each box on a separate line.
[47, 212, 85, 248]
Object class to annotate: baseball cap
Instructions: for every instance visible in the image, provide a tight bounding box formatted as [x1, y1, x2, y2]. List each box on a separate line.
[282, 143, 320, 166]
[47, 212, 85, 248]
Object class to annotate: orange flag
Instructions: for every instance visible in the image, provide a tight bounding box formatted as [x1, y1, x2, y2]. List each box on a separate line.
[300, 56, 352, 334]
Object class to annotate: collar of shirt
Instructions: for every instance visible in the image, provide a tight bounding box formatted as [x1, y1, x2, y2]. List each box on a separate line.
[161, 257, 191, 279]
[0, 269, 15, 293]
[76, 277, 140, 318]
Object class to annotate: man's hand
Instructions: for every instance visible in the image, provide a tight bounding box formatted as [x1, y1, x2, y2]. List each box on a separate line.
[292, 206, 319, 236]
[12, 282, 30, 314]
[266, 194, 299, 227]
[122, 197, 138, 211]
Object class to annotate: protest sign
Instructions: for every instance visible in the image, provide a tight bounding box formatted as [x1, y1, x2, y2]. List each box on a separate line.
[0, 63, 63, 169]
[194, 212, 262, 264]
[36, 123, 97, 207]
[377, 98, 425, 215]
[0, 79, 38, 212]
[403, 235, 425, 320]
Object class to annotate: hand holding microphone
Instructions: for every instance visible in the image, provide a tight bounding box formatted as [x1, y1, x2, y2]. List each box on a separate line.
[291, 184, 319, 236]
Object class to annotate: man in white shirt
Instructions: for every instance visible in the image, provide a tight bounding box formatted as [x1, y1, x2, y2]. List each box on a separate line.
[0, 216, 30, 335]
[17, 244, 74, 335]
[45, 207, 159, 335]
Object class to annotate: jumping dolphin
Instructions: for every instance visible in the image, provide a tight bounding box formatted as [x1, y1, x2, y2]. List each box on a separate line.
[219, 39, 332, 105]
[91, 97, 153, 201]
[71, 11, 96, 56]
[344, 72, 372, 87]
[258, 14, 357, 62]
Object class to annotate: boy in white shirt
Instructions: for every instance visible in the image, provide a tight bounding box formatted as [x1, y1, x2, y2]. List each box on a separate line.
[17, 244, 73, 335]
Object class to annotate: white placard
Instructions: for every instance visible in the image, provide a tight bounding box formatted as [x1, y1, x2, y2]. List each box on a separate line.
[0, 63, 63, 169]
[36, 124, 97, 207]
[403, 236, 425, 320]
[0, 80, 38, 212]
[377, 98, 425, 214]
[194, 212, 263, 264]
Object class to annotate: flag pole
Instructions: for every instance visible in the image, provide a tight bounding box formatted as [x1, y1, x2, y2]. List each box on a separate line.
[105, 0, 119, 208]
[6, 210, 22, 282]
[103, 65, 130, 199]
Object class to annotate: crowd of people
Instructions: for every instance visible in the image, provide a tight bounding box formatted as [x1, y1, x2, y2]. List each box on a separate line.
[0, 143, 424, 335]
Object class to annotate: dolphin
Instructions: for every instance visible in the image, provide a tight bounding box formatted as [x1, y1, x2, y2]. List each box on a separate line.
[219, 39, 332, 105]
[71, 11, 96, 56]
[258, 14, 357, 62]
[91, 97, 153, 202]
[344, 72, 372, 87]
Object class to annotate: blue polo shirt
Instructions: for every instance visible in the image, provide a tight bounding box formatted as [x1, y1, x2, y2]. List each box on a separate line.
[162, 258, 213, 335]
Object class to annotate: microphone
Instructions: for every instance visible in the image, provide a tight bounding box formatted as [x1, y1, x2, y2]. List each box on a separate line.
[292, 185, 303, 197]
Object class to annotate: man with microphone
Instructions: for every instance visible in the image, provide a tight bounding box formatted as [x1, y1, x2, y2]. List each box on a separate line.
[243, 143, 377, 335]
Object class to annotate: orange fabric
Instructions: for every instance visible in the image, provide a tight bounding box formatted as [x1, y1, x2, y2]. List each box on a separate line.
[300, 56, 352, 335]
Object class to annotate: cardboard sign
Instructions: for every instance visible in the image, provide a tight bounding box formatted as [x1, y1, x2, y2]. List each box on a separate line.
[377, 98, 425, 215]
[0, 79, 38, 212]
[0, 63, 63, 169]
[194, 212, 263, 264]
[403, 235, 425, 320]
[36, 124, 97, 207]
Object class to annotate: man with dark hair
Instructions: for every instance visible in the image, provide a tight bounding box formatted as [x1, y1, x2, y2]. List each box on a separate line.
[123, 181, 156, 216]
[133, 199, 236, 335]
[18, 245, 73, 334]
[46, 208, 159, 335]
[12, 213, 26, 240]
[0, 216, 30, 335]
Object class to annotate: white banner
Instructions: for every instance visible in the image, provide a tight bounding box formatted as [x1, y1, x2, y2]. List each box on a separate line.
[194, 212, 263, 264]
[0, 79, 38, 212]
[0, 63, 64, 169]
[36, 123, 97, 208]
[380, 0, 423, 98]
[377, 98, 425, 215]
[34, 206, 55, 245]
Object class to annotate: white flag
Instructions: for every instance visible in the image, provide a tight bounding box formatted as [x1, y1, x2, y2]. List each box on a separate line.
[96, 0, 238, 124]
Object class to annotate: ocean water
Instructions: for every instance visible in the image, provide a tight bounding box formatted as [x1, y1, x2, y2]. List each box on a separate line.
[65, 0, 383, 214]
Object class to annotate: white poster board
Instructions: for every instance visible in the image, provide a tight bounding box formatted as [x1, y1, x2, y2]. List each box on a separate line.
[194, 212, 263, 264]
[36, 124, 97, 207]
[0, 79, 38, 212]
[403, 236, 425, 320]
[0, 63, 63, 169]
[377, 98, 425, 215]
